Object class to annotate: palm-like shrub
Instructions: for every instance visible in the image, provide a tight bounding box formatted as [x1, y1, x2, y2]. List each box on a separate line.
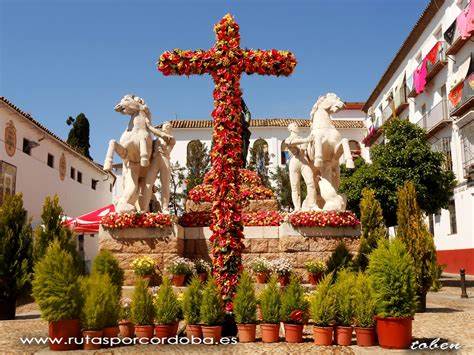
[130, 278, 155, 325]
[154, 277, 180, 325]
[233, 271, 257, 324]
[200, 277, 225, 326]
[333, 269, 356, 326]
[92, 250, 124, 292]
[353, 272, 376, 327]
[367, 238, 417, 318]
[309, 273, 336, 326]
[182, 276, 201, 325]
[32, 241, 83, 322]
[280, 274, 308, 324]
[259, 275, 281, 324]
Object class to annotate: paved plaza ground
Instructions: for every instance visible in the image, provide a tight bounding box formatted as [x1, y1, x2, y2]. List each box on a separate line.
[1, 274, 473, 354]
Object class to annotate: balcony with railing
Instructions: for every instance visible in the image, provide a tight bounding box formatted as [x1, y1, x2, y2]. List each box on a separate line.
[416, 99, 451, 136]
[461, 122, 474, 180]
[444, 4, 473, 56]
[381, 103, 394, 124]
[450, 74, 474, 118]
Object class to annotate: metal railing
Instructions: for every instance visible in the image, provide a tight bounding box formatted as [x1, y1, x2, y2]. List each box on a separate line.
[416, 99, 450, 133]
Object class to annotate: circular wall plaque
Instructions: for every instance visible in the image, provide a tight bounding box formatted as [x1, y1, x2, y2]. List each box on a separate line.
[59, 153, 66, 181]
[4, 120, 16, 157]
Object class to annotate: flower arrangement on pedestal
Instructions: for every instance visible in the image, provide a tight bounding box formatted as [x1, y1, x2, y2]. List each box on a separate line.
[166, 257, 195, 286]
[288, 211, 360, 227]
[270, 257, 293, 286]
[179, 210, 282, 227]
[101, 212, 173, 229]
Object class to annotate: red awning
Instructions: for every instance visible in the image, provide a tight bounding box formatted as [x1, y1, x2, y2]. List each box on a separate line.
[65, 204, 115, 234]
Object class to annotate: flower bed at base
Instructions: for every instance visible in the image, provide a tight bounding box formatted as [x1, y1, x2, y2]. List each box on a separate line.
[100, 212, 174, 229]
[288, 211, 360, 228]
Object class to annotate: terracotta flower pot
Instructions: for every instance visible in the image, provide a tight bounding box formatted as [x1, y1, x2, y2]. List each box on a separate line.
[237, 323, 256, 343]
[376, 316, 413, 349]
[255, 272, 269, 284]
[284, 323, 304, 343]
[83, 329, 103, 350]
[48, 319, 81, 351]
[198, 272, 208, 283]
[355, 326, 376, 347]
[171, 274, 186, 286]
[170, 321, 179, 336]
[201, 325, 222, 343]
[313, 325, 333, 346]
[335, 326, 353, 345]
[135, 325, 154, 340]
[261, 323, 280, 343]
[308, 272, 323, 285]
[102, 325, 119, 347]
[278, 274, 290, 286]
[155, 324, 172, 340]
[186, 324, 203, 339]
[119, 320, 134, 338]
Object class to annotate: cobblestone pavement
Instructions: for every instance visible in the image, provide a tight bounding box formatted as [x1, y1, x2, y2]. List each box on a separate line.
[1, 276, 472, 355]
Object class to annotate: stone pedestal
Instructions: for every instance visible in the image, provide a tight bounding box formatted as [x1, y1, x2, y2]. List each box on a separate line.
[98, 224, 184, 285]
[185, 199, 279, 213]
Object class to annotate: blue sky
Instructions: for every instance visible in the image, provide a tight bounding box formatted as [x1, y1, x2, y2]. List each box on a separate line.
[0, 0, 429, 160]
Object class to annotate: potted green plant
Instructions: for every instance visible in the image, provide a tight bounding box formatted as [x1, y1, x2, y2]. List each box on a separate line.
[183, 276, 202, 338]
[280, 274, 308, 343]
[250, 257, 271, 284]
[101, 277, 121, 347]
[368, 238, 417, 349]
[154, 277, 181, 341]
[333, 269, 356, 345]
[233, 271, 257, 342]
[259, 275, 281, 343]
[167, 257, 194, 286]
[304, 260, 326, 285]
[92, 249, 124, 294]
[130, 278, 155, 340]
[193, 259, 211, 283]
[32, 241, 83, 351]
[309, 273, 336, 345]
[270, 258, 292, 286]
[353, 272, 376, 346]
[119, 297, 134, 338]
[131, 256, 156, 284]
[200, 277, 225, 342]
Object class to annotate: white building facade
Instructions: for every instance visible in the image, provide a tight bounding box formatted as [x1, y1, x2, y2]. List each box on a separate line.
[362, 0, 473, 274]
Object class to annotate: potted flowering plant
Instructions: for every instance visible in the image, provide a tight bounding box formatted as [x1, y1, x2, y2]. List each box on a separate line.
[250, 257, 271, 284]
[259, 276, 281, 343]
[193, 259, 211, 283]
[200, 277, 225, 342]
[118, 298, 134, 338]
[280, 274, 308, 343]
[304, 260, 325, 285]
[154, 277, 181, 341]
[354, 272, 377, 346]
[130, 278, 155, 340]
[167, 257, 194, 286]
[368, 239, 417, 349]
[183, 277, 202, 338]
[233, 271, 257, 342]
[333, 269, 356, 345]
[309, 273, 336, 345]
[131, 256, 156, 284]
[271, 258, 293, 286]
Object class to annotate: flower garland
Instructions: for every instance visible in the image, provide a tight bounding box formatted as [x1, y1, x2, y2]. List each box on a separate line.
[288, 211, 360, 228]
[101, 212, 173, 229]
[158, 13, 296, 311]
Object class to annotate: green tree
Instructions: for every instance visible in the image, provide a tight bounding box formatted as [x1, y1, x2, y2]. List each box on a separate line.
[91, 250, 124, 294]
[248, 139, 271, 187]
[182, 276, 202, 325]
[280, 274, 308, 323]
[66, 113, 92, 159]
[130, 278, 155, 326]
[233, 271, 257, 324]
[185, 140, 210, 193]
[169, 162, 186, 215]
[0, 194, 33, 319]
[270, 165, 293, 211]
[154, 277, 180, 325]
[325, 242, 353, 277]
[200, 277, 225, 326]
[340, 118, 456, 226]
[396, 181, 437, 312]
[259, 275, 281, 324]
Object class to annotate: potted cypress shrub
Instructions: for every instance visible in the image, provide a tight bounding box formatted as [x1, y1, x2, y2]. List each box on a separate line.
[32, 241, 83, 351]
[154, 277, 181, 341]
[353, 272, 376, 346]
[118, 298, 134, 338]
[167, 257, 194, 286]
[259, 275, 281, 343]
[183, 276, 202, 338]
[367, 239, 417, 349]
[309, 273, 336, 345]
[200, 277, 225, 342]
[101, 277, 121, 347]
[130, 278, 155, 340]
[250, 257, 271, 284]
[92, 249, 124, 294]
[333, 269, 356, 346]
[233, 271, 257, 342]
[280, 274, 308, 343]
[304, 260, 326, 285]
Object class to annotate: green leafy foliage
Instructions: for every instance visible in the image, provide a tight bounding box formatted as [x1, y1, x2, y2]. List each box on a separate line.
[309, 273, 336, 326]
[185, 140, 210, 193]
[92, 249, 124, 293]
[259, 275, 281, 324]
[182, 276, 202, 325]
[233, 271, 257, 324]
[200, 277, 225, 326]
[280, 274, 308, 323]
[0, 194, 33, 303]
[169, 162, 186, 215]
[353, 272, 376, 327]
[367, 239, 417, 318]
[340, 118, 456, 226]
[333, 269, 356, 326]
[270, 165, 293, 211]
[32, 241, 83, 322]
[130, 278, 155, 325]
[66, 113, 91, 159]
[325, 242, 353, 276]
[154, 277, 181, 325]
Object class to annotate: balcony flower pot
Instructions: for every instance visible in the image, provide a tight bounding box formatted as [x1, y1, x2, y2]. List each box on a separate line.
[278, 274, 290, 287]
[155, 324, 172, 340]
[308, 272, 323, 286]
[103, 326, 119, 347]
[171, 274, 186, 287]
[83, 329, 103, 350]
[119, 320, 134, 338]
[186, 324, 202, 339]
[261, 323, 280, 343]
[335, 326, 353, 346]
[201, 325, 222, 343]
[236, 323, 256, 343]
[313, 325, 333, 346]
[284, 323, 303, 343]
[376, 316, 413, 349]
[255, 272, 269, 284]
[48, 319, 81, 351]
[198, 272, 208, 283]
[355, 326, 376, 347]
[134, 325, 154, 340]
